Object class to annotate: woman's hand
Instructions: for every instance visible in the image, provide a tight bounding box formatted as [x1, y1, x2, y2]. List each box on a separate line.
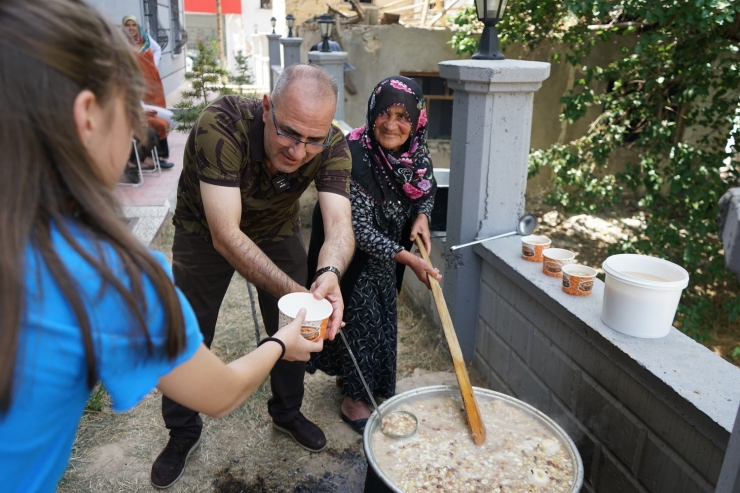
[273, 308, 324, 361]
[396, 247, 442, 290]
[410, 214, 431, 255]
[408, 256, 442, 290]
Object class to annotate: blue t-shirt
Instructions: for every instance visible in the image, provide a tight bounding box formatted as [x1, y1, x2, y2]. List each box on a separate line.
[0, 224, 203, 493]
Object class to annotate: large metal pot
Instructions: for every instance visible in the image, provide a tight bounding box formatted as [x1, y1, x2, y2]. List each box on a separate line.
[363, 385, 584, 493]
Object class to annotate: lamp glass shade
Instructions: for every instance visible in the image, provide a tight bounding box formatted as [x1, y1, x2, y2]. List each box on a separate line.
[270, 17, 276, 27]
[318, 14, 331, 37]
[286, 14, 295, 29]
[474, 0, 508, 21]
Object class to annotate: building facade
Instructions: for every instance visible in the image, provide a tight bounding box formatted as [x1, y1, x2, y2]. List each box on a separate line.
[89, 0, 187, 98]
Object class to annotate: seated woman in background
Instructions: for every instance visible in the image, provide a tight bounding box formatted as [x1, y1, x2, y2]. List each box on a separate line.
[0, 1, 321, 491]
[122, 15, 175, 179]
[306, 76, 441, 434]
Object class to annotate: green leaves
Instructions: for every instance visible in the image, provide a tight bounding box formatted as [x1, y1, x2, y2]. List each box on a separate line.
[173, 40, 241, 133]
[448, 0, 740, 338]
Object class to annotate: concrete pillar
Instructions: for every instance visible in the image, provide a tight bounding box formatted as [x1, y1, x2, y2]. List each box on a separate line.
[718, 188, 740, 493]
[438, 59, 550, 359]
[718, 406, 740, 492]
[279, 37, 302, 68]
[266, 33, 282, 88]
[307, 51, 347, 121]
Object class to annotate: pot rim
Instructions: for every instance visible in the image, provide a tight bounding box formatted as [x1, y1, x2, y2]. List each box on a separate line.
[363, 385, 584, 493]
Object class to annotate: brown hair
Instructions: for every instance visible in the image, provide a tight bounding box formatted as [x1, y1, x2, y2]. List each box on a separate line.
[0, 0, 186, 414]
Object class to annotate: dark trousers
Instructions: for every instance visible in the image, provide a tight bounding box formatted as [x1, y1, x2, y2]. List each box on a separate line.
[163, 226, 308, 439]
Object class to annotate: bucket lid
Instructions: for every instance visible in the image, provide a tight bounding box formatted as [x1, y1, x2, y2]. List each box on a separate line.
[602, 254, 689, 290]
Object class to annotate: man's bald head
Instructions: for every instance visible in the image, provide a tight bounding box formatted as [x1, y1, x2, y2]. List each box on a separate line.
[271, 64, 338, 108]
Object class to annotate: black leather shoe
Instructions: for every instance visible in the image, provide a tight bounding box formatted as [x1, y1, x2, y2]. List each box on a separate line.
[158, 160, 175, 169]
[150, 436, 201, 489]
[273, 413, 327, 452]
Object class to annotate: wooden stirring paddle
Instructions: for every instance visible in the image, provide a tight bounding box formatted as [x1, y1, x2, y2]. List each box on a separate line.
[414, 236, 487, 445]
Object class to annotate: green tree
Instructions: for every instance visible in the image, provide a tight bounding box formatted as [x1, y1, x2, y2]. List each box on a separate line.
[173, 40, 230, 133]
[450, 1, 740, 339]
[230, 50, 254, 92]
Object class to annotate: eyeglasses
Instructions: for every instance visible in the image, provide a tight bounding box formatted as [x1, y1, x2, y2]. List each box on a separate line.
[270, 104, 331, 149]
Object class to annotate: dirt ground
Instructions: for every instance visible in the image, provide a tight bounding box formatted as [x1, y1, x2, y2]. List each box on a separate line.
[58, 186, 462, 493]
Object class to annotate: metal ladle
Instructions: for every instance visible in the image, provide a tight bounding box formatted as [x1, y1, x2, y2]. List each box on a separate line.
[450, 214, 539, 251]
[338, 330, 418, 439]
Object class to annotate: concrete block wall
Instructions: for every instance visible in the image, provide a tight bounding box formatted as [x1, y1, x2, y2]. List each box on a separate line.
[469, 236, 740, 492]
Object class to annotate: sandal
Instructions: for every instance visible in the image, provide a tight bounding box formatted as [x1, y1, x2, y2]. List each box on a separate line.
[340, 411, 368, 435]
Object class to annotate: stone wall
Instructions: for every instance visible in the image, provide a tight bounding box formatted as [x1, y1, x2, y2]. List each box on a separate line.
[467, 236, 740, 492]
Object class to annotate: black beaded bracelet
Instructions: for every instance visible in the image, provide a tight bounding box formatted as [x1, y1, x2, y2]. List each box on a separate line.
[258, 337, 286, 360]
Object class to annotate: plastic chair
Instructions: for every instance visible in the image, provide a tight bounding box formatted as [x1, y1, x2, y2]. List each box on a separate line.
[118, 138, 161, 187]
[118, 138, 144, 187]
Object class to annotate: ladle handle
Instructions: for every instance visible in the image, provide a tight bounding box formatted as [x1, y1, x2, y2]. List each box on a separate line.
[449, 230, 517, 251]
[414, 237, 486, 445]
[338, 329, 381, 416]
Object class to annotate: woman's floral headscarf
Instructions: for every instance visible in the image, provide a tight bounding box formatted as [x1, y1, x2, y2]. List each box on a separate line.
[122, 15, 151, 54]
[347, 76, 436, 205]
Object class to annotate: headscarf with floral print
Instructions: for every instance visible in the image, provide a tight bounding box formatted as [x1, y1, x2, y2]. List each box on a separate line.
[347, 76, 436, 205]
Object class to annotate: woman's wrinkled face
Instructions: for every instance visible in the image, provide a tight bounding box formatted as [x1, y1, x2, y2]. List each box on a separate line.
[373, 103, 412, 152]
[124, 19, 139, 40]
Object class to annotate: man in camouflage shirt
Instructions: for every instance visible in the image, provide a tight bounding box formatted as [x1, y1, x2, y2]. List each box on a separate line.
[151, 65, 354, 489]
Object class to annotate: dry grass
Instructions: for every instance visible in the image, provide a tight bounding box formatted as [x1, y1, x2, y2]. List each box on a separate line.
[58, 194, 455, 492]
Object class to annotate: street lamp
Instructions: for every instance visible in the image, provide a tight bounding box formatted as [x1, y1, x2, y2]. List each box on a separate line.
[270, 16, 276, 34]
[286, 14, 295, 37]
[317, 14, 335, 52]
[471, 0, 509, 60]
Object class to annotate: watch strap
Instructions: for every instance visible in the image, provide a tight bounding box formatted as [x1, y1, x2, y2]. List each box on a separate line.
[313, 265, 341, 282]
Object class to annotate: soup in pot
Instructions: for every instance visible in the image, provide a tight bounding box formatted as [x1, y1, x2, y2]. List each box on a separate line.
[371, 396, 575, 492]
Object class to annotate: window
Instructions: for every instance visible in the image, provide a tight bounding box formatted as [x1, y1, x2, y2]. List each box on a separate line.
[400, 72, 454, 140]
[143, 0, 169, 50]
[170, 0, 187, 54]
[260, 0, 272, 8]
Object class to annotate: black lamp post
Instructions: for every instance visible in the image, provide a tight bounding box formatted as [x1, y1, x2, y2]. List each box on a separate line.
[317, 14, 335, 52]
[270, 16, 276, 34]
[286, 14, 295, 37]
[472, 0, 509, 60]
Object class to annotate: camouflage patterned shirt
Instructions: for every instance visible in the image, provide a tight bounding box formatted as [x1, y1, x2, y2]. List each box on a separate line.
[173, 96, 351, 244]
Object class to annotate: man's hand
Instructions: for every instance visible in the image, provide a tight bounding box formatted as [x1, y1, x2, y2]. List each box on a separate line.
[310, 272, 343, 340]
[410, 214, 432, 255]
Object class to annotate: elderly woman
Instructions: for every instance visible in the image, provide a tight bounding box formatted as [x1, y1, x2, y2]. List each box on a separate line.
[121, 15, 174, 177]
[307, 76, 441, 434]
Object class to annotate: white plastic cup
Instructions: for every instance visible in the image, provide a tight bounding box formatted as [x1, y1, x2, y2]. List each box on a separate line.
[521, 235, 552, 262]
[277, 292, 332, 342]
[542, 248, 576, 277]
[601, 254, 689, 338]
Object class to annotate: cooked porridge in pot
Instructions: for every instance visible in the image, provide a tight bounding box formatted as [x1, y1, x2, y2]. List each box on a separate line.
[371, 396, 575, 492]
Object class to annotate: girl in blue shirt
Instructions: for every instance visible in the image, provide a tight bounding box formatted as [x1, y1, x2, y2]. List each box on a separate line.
[0, 1, 322, 491]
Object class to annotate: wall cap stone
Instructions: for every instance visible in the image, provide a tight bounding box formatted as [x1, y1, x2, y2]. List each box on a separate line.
[474, 235, 740, 433]
[279, 37, 303, 46]
[439, 59, 551, 85]
[307, 51, 348, 63]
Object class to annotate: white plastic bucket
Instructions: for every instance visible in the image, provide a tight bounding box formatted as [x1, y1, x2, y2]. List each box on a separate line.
[601, 254, 689, 338]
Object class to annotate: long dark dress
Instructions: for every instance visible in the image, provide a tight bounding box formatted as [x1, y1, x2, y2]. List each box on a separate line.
[306, 182, 433, 401]
[306, 76, 436, 403]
